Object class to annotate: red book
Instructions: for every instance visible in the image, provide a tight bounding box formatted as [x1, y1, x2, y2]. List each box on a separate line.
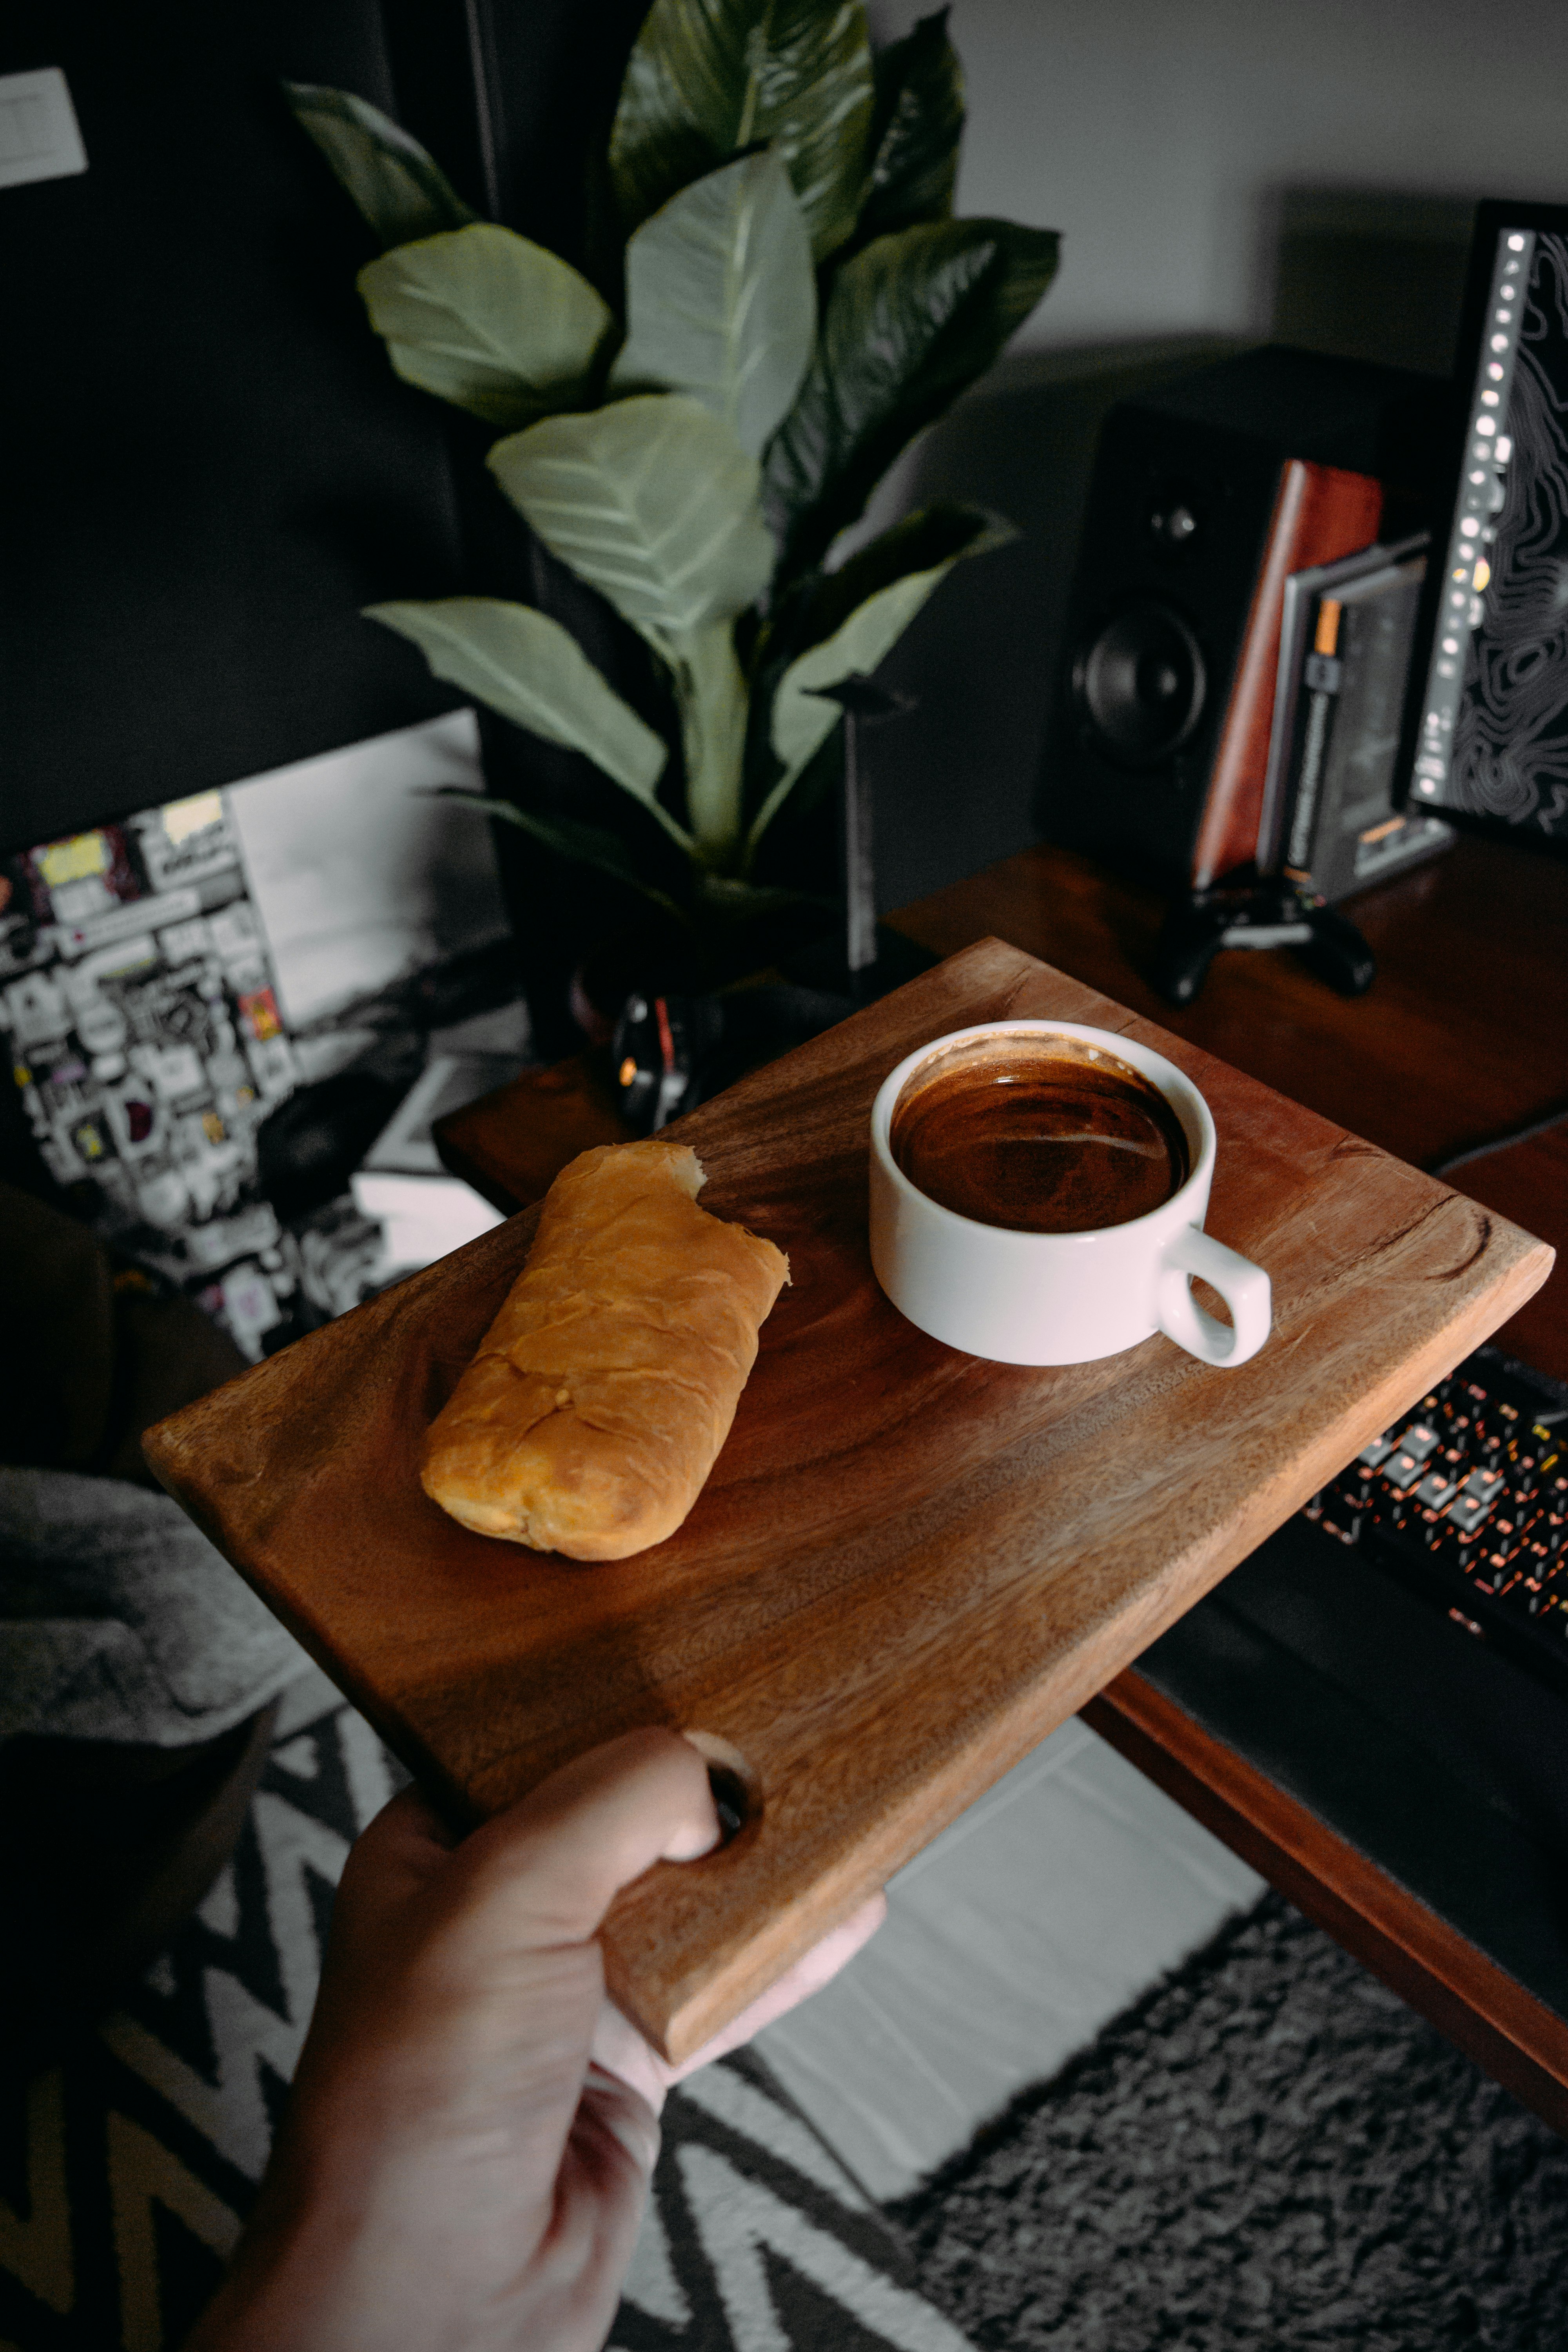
[1189, 459, 1384, 890]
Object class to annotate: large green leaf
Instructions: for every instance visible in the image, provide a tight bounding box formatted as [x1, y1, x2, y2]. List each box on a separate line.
[610, 151, 815, 459]
[782, 498, 1013, 656]
[762, 218, 1058, 577]
[609, 0, 875, 262]
[357, 225, 613, 428]
[857, 9, 964, 241]
[749, 502, 1012, 854]
[283, 83, 476, 249]
[487, 396, 775, 652]
[363, 597, 690, 850]
[438, 793, 688, 916]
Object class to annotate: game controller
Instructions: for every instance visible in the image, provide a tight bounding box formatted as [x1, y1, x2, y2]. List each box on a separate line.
[1151, 880, 1377, 1007]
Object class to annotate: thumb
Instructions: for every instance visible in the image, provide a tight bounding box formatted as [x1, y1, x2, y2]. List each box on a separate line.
[442, 1726, 722, 1957]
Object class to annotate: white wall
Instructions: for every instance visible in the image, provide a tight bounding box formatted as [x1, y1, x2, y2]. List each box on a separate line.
[873, 0, 1568, 352]
[863, 0, 1568, 911]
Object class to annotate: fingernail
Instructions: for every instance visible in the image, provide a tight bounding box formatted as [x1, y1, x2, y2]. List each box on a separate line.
[663, 1815, 720, 1862]
[586, 2066, 663, 2165]
[612, 2110, 662, 2170]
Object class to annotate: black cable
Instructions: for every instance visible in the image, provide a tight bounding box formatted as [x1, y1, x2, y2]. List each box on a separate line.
[1428, 1100, 1568, 1180]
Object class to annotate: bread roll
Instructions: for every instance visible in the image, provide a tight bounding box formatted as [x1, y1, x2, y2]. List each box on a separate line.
[421, 1139, 789, 1559]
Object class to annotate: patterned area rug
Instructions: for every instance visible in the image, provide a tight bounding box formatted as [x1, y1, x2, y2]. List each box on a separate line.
[11, 1691, 1564, 2352]
[0, 1687, 971, 2352]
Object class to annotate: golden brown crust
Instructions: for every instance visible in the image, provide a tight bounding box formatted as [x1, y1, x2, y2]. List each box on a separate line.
[419, 1140, 789, 1559]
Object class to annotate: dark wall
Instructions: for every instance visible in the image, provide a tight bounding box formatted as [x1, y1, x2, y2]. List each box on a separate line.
[2, 0, 672, 1053]
[857, 339, 1240, 915]
[2, 0, 479, 851]
[361, 0, 652, 270]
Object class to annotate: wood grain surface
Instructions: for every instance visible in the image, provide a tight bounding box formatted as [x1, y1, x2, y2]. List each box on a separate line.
[144, 941, 1553, 2062]
[436, 1052, 630, 1218]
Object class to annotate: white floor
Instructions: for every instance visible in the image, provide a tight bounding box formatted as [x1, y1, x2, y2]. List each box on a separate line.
[754, 1717, 1263, 2200]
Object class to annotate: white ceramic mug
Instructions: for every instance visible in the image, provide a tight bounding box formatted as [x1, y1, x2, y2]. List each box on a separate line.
[868, 1020, 1271, 1369]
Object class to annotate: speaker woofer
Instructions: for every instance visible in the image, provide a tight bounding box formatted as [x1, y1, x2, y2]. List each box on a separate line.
[1075, 600, 1207, 769]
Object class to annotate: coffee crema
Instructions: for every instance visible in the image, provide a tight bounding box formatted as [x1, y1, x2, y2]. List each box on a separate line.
[889, 1036, 1190, 1234]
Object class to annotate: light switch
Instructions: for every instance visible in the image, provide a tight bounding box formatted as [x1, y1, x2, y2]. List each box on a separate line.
[0, 67, 87, 191]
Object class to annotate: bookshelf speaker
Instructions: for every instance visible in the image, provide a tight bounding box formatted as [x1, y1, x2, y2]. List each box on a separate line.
[1036, 346, 1450, 889]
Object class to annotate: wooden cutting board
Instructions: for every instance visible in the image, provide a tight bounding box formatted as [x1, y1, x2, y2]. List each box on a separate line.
[144, 941, 1553, 2061]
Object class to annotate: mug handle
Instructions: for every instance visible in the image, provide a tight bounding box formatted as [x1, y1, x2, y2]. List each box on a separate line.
[1156, 1225, 1271, 1368]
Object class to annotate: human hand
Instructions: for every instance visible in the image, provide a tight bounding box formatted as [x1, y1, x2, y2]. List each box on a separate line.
[588, 1897, 885, 2119]
[187, 1728, 882, 2352]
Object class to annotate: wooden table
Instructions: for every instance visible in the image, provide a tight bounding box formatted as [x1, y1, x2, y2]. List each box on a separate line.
[433, 834, 1568, 2107]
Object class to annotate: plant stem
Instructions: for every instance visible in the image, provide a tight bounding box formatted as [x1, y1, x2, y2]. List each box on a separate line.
[670, 622, 750, 869]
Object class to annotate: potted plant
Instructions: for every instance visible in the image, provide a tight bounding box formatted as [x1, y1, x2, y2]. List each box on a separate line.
[286, 2, 1057, 996]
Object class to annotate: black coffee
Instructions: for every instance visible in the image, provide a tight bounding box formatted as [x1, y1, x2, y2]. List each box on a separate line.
[890, 1037, 1190, 1234]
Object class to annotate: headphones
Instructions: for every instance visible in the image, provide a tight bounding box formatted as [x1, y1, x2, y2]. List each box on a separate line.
[610, 984, 851, 1133]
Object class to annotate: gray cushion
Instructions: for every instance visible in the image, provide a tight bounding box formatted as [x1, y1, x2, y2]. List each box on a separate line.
[0, 1466, 309, 1746]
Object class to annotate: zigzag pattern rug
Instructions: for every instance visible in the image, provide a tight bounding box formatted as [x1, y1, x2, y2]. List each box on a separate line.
[0, 1687, 972, 2352]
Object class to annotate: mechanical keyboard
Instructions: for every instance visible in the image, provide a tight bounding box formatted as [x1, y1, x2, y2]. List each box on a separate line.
[1302, 1344, 1568, 1697]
